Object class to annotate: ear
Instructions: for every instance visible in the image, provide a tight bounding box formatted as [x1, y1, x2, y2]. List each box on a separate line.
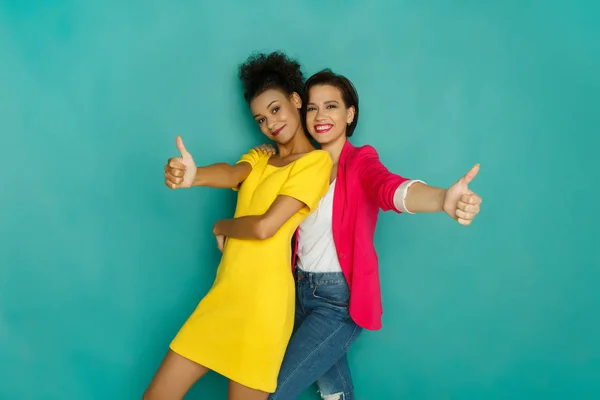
[346, 106, 356, 125]
[290, 92, 302, 109]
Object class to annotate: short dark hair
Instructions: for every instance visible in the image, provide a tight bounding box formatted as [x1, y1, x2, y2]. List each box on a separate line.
[303, 69, 359, 137]
[239, 51, 304, 104]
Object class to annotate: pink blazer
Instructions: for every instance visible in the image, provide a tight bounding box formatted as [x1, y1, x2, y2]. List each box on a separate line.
[292, 140, 409, 330]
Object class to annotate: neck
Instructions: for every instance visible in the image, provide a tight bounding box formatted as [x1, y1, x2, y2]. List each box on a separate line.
[277, 125, 314, 157]
[320, 134, 347, 164]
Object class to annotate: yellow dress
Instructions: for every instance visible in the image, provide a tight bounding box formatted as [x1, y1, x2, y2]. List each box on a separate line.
[169, 148, 332, 392]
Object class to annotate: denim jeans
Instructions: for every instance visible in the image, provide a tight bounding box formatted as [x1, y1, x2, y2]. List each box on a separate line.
[269, 267, 362, 400]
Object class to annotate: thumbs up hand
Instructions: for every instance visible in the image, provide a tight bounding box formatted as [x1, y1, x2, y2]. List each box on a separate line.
[164, 136, 197, 189]
[442, 164, 482, 226]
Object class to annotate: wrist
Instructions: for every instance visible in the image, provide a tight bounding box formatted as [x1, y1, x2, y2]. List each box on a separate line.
[213, 220, 222, 235]
[213, 219, 232, 236]
[440, 188, 449, 212]
[192, 167, 203, 186]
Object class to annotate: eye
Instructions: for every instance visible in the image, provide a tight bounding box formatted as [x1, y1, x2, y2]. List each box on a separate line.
[326, 104, 337, 109]
[257, 117, 265, 124]
[306, 106, 316, 112]
[272, 106, 280, 114]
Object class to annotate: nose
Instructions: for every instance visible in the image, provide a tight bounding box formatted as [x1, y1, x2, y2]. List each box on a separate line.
[315, 108, 327, 121]
[267, 116, 277, 130]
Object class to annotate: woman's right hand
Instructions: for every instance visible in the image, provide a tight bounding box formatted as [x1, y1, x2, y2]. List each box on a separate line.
[215, 233, 226, 253]
[164, 136, 197, 189]
[253, 143, 277, 156]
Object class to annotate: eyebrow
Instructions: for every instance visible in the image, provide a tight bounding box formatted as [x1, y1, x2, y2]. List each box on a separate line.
[253, 100, 278, 118]
[307, 100, 340, 106]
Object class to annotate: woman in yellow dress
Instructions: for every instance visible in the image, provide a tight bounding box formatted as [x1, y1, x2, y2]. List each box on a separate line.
[143, 51, 332, 400]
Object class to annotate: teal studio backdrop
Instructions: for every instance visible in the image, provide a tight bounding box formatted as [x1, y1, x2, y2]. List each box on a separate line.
[1, 1, 599, 399]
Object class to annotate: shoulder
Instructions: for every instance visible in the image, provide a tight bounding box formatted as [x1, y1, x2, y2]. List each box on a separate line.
[293, 149, 333, 169]
[346, 144, 380, 168]
[304, 149, 332, 162]
[242, 147, 272, 160]
[236, 147, 270, 167]
[353, 144, 378, 157]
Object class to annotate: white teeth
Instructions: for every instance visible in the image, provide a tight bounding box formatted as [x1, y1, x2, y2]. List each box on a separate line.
[316, 125, 332, 132]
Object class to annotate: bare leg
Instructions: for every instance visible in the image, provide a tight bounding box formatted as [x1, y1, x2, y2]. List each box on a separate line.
[143, 349, 210, 400]
[227, 380, 269, 400]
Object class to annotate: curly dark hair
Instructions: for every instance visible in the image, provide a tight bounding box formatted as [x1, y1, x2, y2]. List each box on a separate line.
[239, 51, 304, 103]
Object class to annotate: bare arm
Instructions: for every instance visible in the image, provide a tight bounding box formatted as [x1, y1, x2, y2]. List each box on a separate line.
[403, 182, 446, 213]
[213, 195, 306, 240]
[192, 162, 251, 188]
[357, 146, 458, 214]
[395, 165, 482, 226]
[164, 135, 257, 190]
[193, 144, 275, 188]
[165, 159, 252, 189]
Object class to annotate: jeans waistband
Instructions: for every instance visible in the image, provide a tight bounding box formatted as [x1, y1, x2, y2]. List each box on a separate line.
[295, 266, 347, 285]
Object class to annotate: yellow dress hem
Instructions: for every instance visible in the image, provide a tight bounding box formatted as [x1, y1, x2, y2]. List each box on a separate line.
[169, 342, 276, 393]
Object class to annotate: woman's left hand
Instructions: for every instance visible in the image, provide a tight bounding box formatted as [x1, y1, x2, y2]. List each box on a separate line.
[442, 164, 482, 226]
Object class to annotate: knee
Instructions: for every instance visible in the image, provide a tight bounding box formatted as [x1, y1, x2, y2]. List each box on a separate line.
[320, 392, 344, 400]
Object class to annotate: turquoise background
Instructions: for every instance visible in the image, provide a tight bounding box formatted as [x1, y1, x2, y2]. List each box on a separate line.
[1, 1, 599, 399]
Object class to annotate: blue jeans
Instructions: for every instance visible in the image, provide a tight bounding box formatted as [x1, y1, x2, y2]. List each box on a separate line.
[269, 267, 363, 400]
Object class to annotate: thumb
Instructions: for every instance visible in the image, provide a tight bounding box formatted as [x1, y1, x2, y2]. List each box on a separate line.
[176, 136, 191, 158]
[461, 163, 480, 185]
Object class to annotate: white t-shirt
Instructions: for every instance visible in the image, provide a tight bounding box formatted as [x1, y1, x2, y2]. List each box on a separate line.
[297, 180, 341, 273]
[296, 179, 423, 273]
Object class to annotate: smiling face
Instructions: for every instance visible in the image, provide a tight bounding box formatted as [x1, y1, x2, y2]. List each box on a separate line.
[305, 84, 355, 146]
[250, 88, 303, 145]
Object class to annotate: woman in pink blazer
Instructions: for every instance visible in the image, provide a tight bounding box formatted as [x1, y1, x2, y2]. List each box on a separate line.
[266, 70, 483, 400]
